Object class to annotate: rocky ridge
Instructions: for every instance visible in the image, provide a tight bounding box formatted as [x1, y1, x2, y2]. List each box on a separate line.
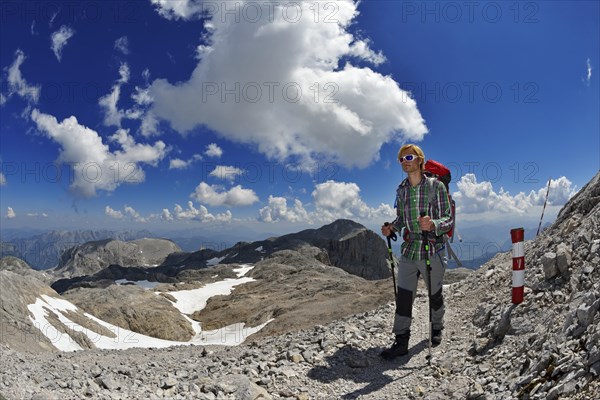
[161, 219, 391, 280]
[54, 238, 182, 278]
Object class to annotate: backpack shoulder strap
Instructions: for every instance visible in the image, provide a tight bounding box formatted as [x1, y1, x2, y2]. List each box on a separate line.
[426, 177, 436, 211]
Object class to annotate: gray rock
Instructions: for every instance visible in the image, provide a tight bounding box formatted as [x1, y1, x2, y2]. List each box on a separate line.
[97, 376, 120, 391]
[556, 244, 572, 274]
[542, 252, 558, 279]
[219, 375, 272, 400]
[160, 377, 178, 389]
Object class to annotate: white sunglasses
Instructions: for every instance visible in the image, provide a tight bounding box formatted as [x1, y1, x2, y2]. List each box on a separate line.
[399, 154, 419, 163]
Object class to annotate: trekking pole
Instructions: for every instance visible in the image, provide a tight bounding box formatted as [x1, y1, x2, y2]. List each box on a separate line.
[384, 222, 397, 297]
[420, 211, 433, 366]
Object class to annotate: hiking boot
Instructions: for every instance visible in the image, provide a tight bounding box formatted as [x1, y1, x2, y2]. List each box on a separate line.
[380, 333, 410, 360]
[431, 328, 443, 347]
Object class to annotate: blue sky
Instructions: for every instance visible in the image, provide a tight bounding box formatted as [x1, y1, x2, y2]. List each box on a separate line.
[1, 0, 598, 242]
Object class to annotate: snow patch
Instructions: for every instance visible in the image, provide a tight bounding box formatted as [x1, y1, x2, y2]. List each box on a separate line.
[206, 256, 225, 266]
[26, 265, 271, 351]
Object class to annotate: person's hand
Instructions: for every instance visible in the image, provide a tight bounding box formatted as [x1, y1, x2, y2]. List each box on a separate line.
[381, 223, 393, 237]
[418, 215, 435, 232]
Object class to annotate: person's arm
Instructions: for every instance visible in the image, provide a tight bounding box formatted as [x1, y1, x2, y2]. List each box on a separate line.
[391, 189, 405, 233]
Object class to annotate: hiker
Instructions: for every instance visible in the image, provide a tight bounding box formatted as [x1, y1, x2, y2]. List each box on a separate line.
[380, 143, 454, 360]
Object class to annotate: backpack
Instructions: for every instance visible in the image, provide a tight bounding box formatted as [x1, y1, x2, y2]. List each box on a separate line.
[423, 160, 455, 238]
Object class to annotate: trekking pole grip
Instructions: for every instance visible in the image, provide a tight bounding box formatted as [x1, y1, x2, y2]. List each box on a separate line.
[420, 211, 433, 241]
[384, 222, 397, 241]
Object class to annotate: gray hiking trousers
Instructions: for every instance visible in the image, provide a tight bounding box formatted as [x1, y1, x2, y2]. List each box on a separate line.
[392, 252, 447, 335]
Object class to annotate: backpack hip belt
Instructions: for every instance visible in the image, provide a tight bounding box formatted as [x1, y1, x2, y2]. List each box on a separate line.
[404, 231, 444, 244]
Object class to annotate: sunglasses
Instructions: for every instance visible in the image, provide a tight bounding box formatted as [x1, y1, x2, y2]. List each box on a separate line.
[399, 154, 419, 163]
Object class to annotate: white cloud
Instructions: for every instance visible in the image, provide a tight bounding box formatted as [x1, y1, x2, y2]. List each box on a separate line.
[6, 207, 16, 219]
[172, 201, 232, 222]
[3, 49, 41, 104]
[114, 36, 130, 55]
[258, 180, 394, 224]
[526, 176, 577, 206]
[105, 206, 124, 219]
[132, 86, 153, 106]
[31, 109, 167, 198]
[26, 212, 48, 218]
[312, 180, 393, 221]
[106, 202, 231, 223]
[204, 143, 223, 158]
[169, 154, 202, 169]
[191, 182, 259, 207]
[99, 63, 130, 127]
[150, 0, 206, 20]
[453, 174, 577, 215]
[258, 196, 309, 223]
[51, 25, 75, 62]
[124, 205, 147, 222]
[149, 0, 427, 169]
[585, 58, 593, 86]
[0, 172, 5, 186]
[161, 208, 174, 221]
[209, 165, 243, 181]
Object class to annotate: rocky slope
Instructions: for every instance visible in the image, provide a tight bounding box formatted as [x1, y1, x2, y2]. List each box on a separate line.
[53, 238, 181, 278]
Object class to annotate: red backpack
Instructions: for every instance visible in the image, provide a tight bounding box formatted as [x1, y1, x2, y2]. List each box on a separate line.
[423, 160, 455, 238]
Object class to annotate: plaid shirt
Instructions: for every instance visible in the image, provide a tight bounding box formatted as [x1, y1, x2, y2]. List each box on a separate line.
[392, 174, 453, 260]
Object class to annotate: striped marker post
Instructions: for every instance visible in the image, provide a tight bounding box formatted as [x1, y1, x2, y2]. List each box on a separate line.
[511, 227, 525, 304]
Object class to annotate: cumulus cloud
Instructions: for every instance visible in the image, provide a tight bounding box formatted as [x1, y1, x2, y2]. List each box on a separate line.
[169, 154, 202, 169]
[124, 205, 147, 222]
[209, 165, 243, 181]
[31, 109, 167, 198]
[258, 196, 309, 223]
[51, 25, 75, 62]
[149, 0, 427, 169]
[171, 201, 232, 222]
[191, 182, 259, 207]
[161, 208, 174, 221]
[204, 143, 223, 158]
[114, 36, 130, 55]
[2, 49, 41, 104]
[105, 206, 124, 219]
[107, 202, 231, 223]
[453, 174, 577, 215]
[259, 180, 394, 224]
[6, 207, 16, 219]
[312, 180, 393, 221]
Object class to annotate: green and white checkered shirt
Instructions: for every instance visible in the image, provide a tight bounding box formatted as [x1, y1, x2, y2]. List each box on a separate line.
[392, 175, 453, 260]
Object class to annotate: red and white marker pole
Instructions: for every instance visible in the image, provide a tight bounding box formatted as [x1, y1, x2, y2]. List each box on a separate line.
[511, 228, 525, 304]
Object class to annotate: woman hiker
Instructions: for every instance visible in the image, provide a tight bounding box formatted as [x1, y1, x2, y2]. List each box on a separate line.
[380, 143, 453, 360]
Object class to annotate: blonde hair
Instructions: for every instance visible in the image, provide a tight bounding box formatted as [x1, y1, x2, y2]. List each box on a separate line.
[398, 144, 425, 172]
